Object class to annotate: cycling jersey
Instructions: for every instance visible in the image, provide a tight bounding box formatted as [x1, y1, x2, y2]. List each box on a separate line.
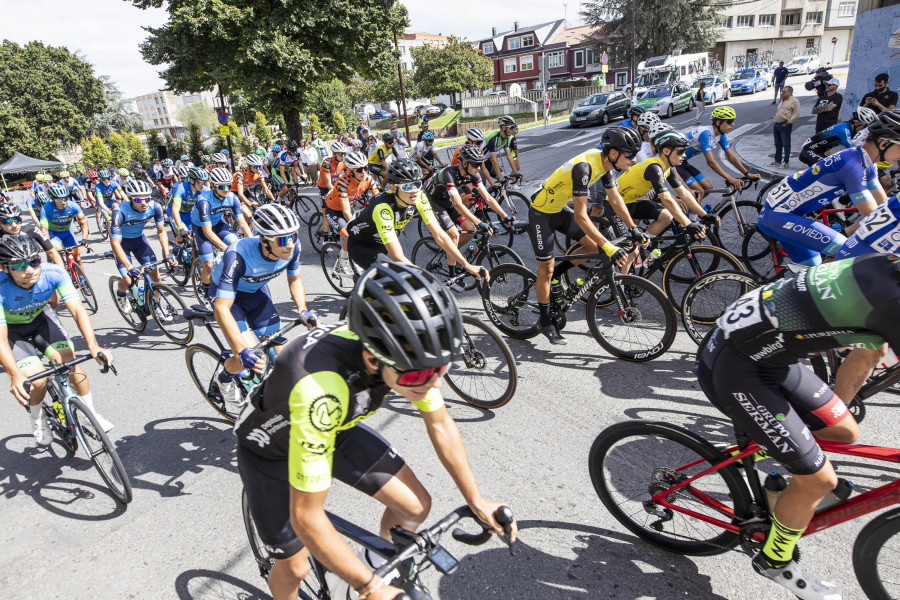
[683, 125, 730, 160]
[0, 263, 77, 325]
[801, 123, 856, 160]
[316, 157, 344, 188]
[233, 322, 444, 492]
[424, 165, 483, 210]
[39, 201, 85, 233]
[412, 142, 439, 167]
[263, 153, 279, 174]
[169, 181, 199, 216]
[484, 131, 516, 158]
[367, 143, 401, 167]
[616, 158, 682, 204]
[0, 223, 54, 254]
[347, 191, 436, 247]
[531, 149, 616, 215]
[231, 169, 263, 193]
[325, 171, 379, 211]
[210, 237, 301, 298]
[836, 194, 900, 259]
[58, 177, 84, 198]
[615, 118, 637, 128]
[93, 181, 121, 204]
[277, 150, 301, 170]
[159, 167, 174, 186]
[110, 200, 165, 240]
[29, 181, 48, 197]
[451, 142, 485, 165]
[191, 189, 242, 229]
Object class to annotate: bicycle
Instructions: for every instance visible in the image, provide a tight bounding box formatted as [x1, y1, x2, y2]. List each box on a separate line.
[411, 231, 524, 292]
[61, 242, 98, 314]
[482, 241, 678, 362]
[307, 209, 341, 255]
[808, 347, 900, 424]
[445, 315, 517, 409]
[700, 178, 761, 258]
[286, 183, 318, 224]
[589, 418, 900, 600]
[107, 259, 194, 345]
[680, 270, 759, 345]
[23, 352, 132, 504]
[244, 501, 515, 600]
[164, 232, 194, 287]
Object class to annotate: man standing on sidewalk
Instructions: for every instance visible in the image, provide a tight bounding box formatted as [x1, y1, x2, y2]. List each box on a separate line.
[812, 79, 843, 133]
[772, 61, 788, 105]
[772, 86, 801, 169]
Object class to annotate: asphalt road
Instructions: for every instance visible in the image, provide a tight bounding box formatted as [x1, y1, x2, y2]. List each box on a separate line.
[3, 70, 893, 600]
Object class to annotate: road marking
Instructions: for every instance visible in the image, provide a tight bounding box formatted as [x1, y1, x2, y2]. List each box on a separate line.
[728, 123, 757, 140]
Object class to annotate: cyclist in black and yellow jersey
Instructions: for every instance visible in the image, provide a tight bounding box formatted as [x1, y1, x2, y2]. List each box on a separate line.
[529, 126, 645, 344]
[234, 261, 515, 600]
[367, 132, 403, 187]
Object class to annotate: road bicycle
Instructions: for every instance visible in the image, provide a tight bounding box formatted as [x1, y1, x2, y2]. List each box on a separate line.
[164, 232, 194, 287]
[61, 242, 98, 314]
[411, 231, 524, 292]
[286, 183, 318, 224]
[107, 259, 194, 345]
[244, 500, 515, 600]
[445, 315, 517, 409]
[23, 352, 132, 504]
[589, 418, 900, 600]
[807, 347, 900, 424]
[700, 178, 761, 258]
[307, 209, 341, 255]
[680, 269, 760, 345]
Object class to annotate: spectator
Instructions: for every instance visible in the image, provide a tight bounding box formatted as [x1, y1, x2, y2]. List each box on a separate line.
[772, 61, 789, 104]
[356, 118, 368, 141]
[812, 78, 842, 132]
[543, 94, 551, 125]
[252, 140, 268, 159]
[309, 130, 327, 164]
[365, 135, 378, 157]
[151, 158, 163, 180]
[389, 123, 408, 150]
[300, 138, 319, 183]
[694, 81, 707, 124]
[861, 73, 898, 115]
[416, 119, 431, 143]
[195, 149, 204, 167]
[771, 86, 801, 169]
[75, 170, 86, 187]
[805, 66, 832, 99]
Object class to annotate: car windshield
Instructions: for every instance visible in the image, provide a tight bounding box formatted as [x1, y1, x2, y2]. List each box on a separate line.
[736, 70, 755, 78]
[641, 87, 671, 99]
[795, 58, 808, 64]
[697, 77, 715, 87]
[578, 94, 609, 106]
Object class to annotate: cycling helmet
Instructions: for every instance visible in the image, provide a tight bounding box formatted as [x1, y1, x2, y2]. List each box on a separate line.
[162, 158, 174, 167]
[125, 180, 155, 197]
[188, 166, 209, 181]
[35, 191, 50, 205]
[386, 159, 423, 184]
[343, 151, 369, 170]
[48, 183, 69, 199]
[867, 109, 900, 142]
[465, 127, 485, 142]
[629, 105, 646, 117]
[221, 148, 229, 155]
[244, 154, 263, 167]
[86, 170, 98, 179]
[201, 154, 211, 165]
[853, 106, 878, 125]
[253, 204, 301, 237]
[0, 203, 21, 219]
[179, 154, 190, 162]
[36, 173, 51, 182]
[211, 152, 227, 164]
[348, 260, 463, 371]
[98, 169, 112, 179]
[458, 145, 486, 164]
[209, 167, 232, 186]
[0, 234, 41, 264]
[132, 161, 142, 169]
[422, 132, 435, 142]
[175, 165, 190, 179]
[498, 115, 516, 127]
[636, 112, 661, 129]
[58, 170, 70, 178]
[647, 121, 673, 137]
[331, 141, 348, 155]
[285, 140, 299, 152]
[271, 144, 282, 153]
[653, 130, 689, 149]
[351, 139, 363, 150]
[600, 126, 643, 154]
[118, 168, 130, 177]
[711, 106, 737, 121]
[382, 132, 395, 143]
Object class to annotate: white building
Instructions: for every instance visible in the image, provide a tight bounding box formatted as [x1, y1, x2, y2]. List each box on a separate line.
[133, 89, 222, 137]
[397, 32, 450, 71]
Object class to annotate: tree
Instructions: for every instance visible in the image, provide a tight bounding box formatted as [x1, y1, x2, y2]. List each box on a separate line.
[346, 77, 378, 109]
[253, 111, 272, 146]
[307, 114, 322, 136]
[411, 37, 492, 105]
[89, 136, 113, 167]
[145, 129, 163, 159]
[85, 76, 143, 138]
[332, 111, 346, 135]
[581, 0, 721, 70]
[177, 102, 218, 136]
[164, 132, 184, 160]
[186, 122, 205, 159]
[0, 104, 41, 160]
[108, 132, 130, 167]
[131, 0, 407, 141]
[306, 79, 354, 133]
[372, 68, 417, 116]
[126, 132, 150, 164]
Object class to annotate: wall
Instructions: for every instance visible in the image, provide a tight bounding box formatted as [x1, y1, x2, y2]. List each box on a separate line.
[842, 3, 900, 119]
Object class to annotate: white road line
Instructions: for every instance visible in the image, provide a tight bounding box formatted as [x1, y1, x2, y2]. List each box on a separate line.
[727, 123, 757, 140]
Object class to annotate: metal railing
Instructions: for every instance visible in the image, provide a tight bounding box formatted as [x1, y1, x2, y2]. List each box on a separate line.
[461, 95, 528, 109]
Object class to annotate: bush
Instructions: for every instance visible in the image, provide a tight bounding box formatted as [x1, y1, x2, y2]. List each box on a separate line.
[332, 111, 346, 134]
[253, 111, 272, 146]
[308, 114, 321, 135]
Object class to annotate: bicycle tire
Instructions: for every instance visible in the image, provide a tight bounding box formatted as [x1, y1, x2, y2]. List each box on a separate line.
[307, 211, 329, 255]
[190, 258, 211, 309]
[150, 283, 194, 345]
[852, 506, 900, 600]
[293, 193, 318, 225]
[71, 263, 98, 314]
[740, 225, 781, 280]
[662, 245, 744, 315]
[43, 402, 77, 453]
[589, 420, 752, 555]
[320, 242, 359, 297]
[185, 344, 242, 422]
[95, 211, 109, 241]
[586, 274, 677, 361]
[714, 199, 761, 258]
[69, 396, 133, 504]
[755, 176, 784, 205]
[166, 248, 192, 287]
[480, 263, 541, 339]
[411, 236, 450, 279]
[680, 271, 759, 345]
[108, 276, 147, 332]
[444, 316, 517, 409]
[470, 245, 524, 292]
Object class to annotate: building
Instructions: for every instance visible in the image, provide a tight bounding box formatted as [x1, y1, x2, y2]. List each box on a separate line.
[397, 32, 450, 71]
[542, 24, 632, 90]
[824, 0, 860, 63]
[478, 20, 567, 92]
[133, 89, 222, 137]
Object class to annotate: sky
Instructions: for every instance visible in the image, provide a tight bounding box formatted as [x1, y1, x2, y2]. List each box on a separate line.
[2, 0, 583, 99]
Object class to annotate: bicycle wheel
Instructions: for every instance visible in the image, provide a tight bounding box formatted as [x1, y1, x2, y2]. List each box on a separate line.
[190, 258, 211, 309]
[444, 316, 517, 409]
[69, 396, 133, 504]
[71, 263, 98, 314]
[586, 274, 677, 362]
[150, 283, 194, 345]
[480, 263, 541, 339]
[95, 211, 109, 241]
[755, 176, 784, 205]
[293, 193, 318, 225]
[166, 251, 191, 287]
[411, 237, 450, 279]
[469, 245, 523, 292]
[307, 212, 328, 255]
[661, 246, 744, 314]
[740, 225, 781, 280]
[320, 242, 358, 297]
[853, 505, 900, 600]
[589, 420, 752, 555]
[107, 276, 147, 332]
[715, 200, 761, 258]
[242, 487, 274, 579]
[681, 271, 759, 345]
[185, 344, 242, 422]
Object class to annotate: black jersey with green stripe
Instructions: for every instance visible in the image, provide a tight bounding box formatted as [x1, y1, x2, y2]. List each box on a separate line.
[346, 191, 436, 247]
[716, 253, 900, 366]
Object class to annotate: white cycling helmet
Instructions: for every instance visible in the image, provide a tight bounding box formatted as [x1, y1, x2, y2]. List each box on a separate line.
[351, 139, 363, 150]
[125, 180, 155, 197]
[637, 112, 661, 129]
[209, 167, 233, 186]
[244, 154, 263, 167]
[343, 151, 368, 170]
[465, 127, 485, 142]
[211, 152, 228, 164]
[647, 121, 673, 138]
[854, 106, 877, 125]
[331, 141, 348, 155]
[253, 204, 300, 237]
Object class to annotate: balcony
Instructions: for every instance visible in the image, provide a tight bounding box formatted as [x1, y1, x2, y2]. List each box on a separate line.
[782, 0, 803, 9]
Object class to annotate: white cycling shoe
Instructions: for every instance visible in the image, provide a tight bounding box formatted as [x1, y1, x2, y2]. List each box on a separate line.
[752, 552, 842, 600]
[218, 380, 243, 413]
[30, 411, 52, 446]
[115, 292, 132, 315]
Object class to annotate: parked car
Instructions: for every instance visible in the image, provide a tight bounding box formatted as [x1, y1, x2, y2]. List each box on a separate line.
[634, 82, 694, 118]
[730, 69, 768, 95]
[692, 75, 729, 104]
[786, 56, 821, 76]
[485, 91, 508, 98]
[433, 102, 448, 111]
[568, 91, 631, 127]
[370, 110, 393, 120]
[423, 105, 443, 116]
[759, 66, 774, 86]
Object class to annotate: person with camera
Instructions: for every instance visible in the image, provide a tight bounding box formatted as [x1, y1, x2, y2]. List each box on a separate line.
[811, 78, 843, 133]
[804, 66, 832, 100]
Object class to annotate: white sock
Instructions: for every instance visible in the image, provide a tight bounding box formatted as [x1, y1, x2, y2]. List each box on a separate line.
[79, 392, 99, 415]
[28, 403, 43, 421]
[339, 250, 348, 260]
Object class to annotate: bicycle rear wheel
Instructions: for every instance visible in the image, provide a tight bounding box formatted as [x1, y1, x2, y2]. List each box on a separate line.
[852, 506, 900, 600]
[444, 316, 517, 409]
[681, 271, 759, 345]
[661, 246, 744, 314]
[715, 200, 761, 258]
[185, 344, 241, 422]
[150, 283, 194, 345]
[480, 264, 541, 339]
[71, 263, 98, 314]
[95, 211, 109, 241]
[307, 211, 328, 254]
[292, 193, 318, 225]
[740, 225, 781, 280]
[108, 276, 147, 331]
[190, 258, 211, 309]
[411, 237, 451, 279]
[589, 420, 751, 555]
[70, 396, 133, 504]
[166, 249, 191, 287]
[320, 242, 359, 297]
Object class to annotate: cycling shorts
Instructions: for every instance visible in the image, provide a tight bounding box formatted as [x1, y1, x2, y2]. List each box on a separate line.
[696, 328, 847, 475]
[368, 165, 384, 178]
[48, 230, 76, 250]
[348, 240, 384, 271]
[675, 161, 705, 186]
[627, 199, 666, 222]
[8, 307, 73, 369]
[757, 210, 845, 266]
[324, 207, 349, 235]
[272, 172, 293, 189]
[799, 147, 825, 167]
[115, 236, 158, 277]
[528, 205, 584, 262]
[318, 186, 331, 206]
[207, 283, 280, 336]
[434, 205, 465, 232]
[166, 204, 193, 229]
[237, 423, 405, 558]
[193, 221, 239, 262]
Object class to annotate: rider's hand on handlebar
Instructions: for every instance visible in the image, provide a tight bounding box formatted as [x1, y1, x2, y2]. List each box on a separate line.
[469, 497, 518, 542]
[92, 348, 115, 371]
[10, 371, 29, 406]
[165, 253, 177, 267]
[465, 264, 489, 283]
[127, 266, 141, 279]
[476, 221, 494, 236]
[629, 226, 650, 247]
[602, 242, 629, 269]
[299, 309, 319, 329]
[746, 172, 761, 182]
[727, 177, 744, 191]
[700, 213, 720, 227]
[685, 221, 706, 240]
[239, 348, 266, 375]
[368, 584, 407, 600]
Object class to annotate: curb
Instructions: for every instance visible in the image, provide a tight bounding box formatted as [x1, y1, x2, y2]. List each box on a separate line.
[733, 137, 791, 181]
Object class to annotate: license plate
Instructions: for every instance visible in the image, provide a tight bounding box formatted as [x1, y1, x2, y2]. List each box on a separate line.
[576, 117, 587, 121]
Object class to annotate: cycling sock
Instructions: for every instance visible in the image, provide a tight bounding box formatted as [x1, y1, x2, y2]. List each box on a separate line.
[538, 302, 551, 326]
[552, 261, 575, 280]
[339, 250, 348, 260]
[79, 392, 97, 414]
[761, 516, 804, 568]
[217, 368, 234, 384]
[116, 290, 127, 298]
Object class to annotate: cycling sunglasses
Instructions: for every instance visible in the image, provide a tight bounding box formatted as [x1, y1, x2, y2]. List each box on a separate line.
[7, 257, 41, 271]
[249, 165, 261, 170]
[721, 119, 735, 125]
[100, 177, 111, 181]
[399, 181, 422, 192]
[353, 167, 369, 174]
[264, 233, 296, 247]
[387, 363, 450, 387]
[2, 217, 22, 226]
[673, 148, 687, 155]
[214, 183, 232, 191]
[619, 151, 638, 160]
[131, 196, 151, 203]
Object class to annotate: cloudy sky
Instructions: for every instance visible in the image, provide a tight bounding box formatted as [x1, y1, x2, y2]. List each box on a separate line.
[3, 0, 584, 99]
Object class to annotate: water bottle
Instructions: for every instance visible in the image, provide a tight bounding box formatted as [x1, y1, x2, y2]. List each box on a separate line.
[550, 279, 564, 305]
[764, 472, 788, 513]
[134, 276, 146, 306]
[564, 278, 585, 302]
[815, 478, 854, 513]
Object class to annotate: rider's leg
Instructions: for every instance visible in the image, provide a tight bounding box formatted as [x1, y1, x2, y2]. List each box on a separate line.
[758, 211, 845, 267]
[833, 344, 889, 413]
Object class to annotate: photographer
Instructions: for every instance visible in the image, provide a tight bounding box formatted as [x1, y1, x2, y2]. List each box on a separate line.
[804, 66, 832, 100]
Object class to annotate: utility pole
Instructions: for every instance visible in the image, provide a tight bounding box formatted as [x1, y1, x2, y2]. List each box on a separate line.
[217, 83, 234, 159]
[631, 0, 636, 94]
[394, 33, 412, 144]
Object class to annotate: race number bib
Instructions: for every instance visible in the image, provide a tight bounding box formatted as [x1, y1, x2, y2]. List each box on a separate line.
[716, 288, 765, 338]
[764, 178, 793, 209]
[855, 201, 898, 244]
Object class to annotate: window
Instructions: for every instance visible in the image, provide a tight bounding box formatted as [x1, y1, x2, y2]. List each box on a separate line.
[806, 11, 823, 24]
[586, 49, 595, 65]
[680, 65, 686, 75]
[838, 2, 855, 17]
[737, 15, 754, 27]
[717, 16, 733, 28]
[806, 38, 817, 48]
[483, 42, 493, 54]
[759, 14, 775, 26]
[519, 55, 534, 70]
[504, 58, 517, 73]
[616, 72, 628, 87]
[522, 34, 534, 47]
[508, 37, 520, 50]
[548, 51, 565, 68]
[781, 12, 800, 25]
[574, 51, 584, 68]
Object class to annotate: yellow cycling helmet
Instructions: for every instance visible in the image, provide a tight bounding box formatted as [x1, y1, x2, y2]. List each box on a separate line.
[118, 168, 130, 177]
[58, 170, 69, 178]
[37, 173, 51, 182]
[711, 106, 736, 121]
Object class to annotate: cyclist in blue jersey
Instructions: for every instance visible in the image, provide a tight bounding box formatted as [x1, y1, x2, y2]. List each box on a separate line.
[0, 234, 114, 443]
[275, 141, 302, 202]
[799, 107, 876, 167]
[757, 109, 900, 266]
[263, 144, 281, 179]
[40, 183, 89, 265]
[29, 173, 51, 201]
[94, 169, 128, 221]
[169, 167, 206, 243]
[191, 167, 253, 296]
[110, 180, 176, 316]
[616, 105, 645, 128]
[57, 170, 90, 206]
[26, 191, 50, 227]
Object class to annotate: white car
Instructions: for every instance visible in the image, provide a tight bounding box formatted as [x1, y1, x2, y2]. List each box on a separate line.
[786, 56, 821, 76]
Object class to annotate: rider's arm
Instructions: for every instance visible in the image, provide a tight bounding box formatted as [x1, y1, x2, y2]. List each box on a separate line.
[31, 229, 63, 267]
[77, 213, 89, 243]
[647, 164, 692, 226]
[260, 178, 275, 201]
[505, 147, 519, 174]
[287, 272, 309, 315]
[422, 200, 482, 277]
[211, 251, 249, 356]
[448, 187, 482, 226]
[723, 148, 759, 181]
[38, 205, 50, 238]
[63, 289, 104, 360]
[474, 180, 508, 220]
[0, 322, 29, 404]
[234, 209, 253, 239]
[109, 210, 133, 268]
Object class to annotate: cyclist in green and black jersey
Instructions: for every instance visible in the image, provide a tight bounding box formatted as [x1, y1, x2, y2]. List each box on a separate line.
[482, 115, 520, 187]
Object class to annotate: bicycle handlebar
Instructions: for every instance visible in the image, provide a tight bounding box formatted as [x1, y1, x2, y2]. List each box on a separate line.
[23, 352, 115, 394]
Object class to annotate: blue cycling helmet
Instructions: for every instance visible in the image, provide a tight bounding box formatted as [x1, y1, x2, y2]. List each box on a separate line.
[179, 154, 189, 161]
[48, 183, 69, 199]
[98, 169, 112, 179]
[35, 191, 50, 205]
[188, 167, 209, 181]
[271, 144, 282, 153]
[221, 149, 229, 155]
[422, 132, 435, 141]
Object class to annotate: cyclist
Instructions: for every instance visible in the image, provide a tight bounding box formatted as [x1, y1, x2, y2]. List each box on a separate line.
[325, 151, 380, 270]
[799, 107, 877, 167]
[633, 112, 663, 162]
[191, 167, 253, 297]
[208, 204, 316, 406]
[234, 260, 515, 600]
[41, 183, 89, 267]
[263, 143, 282, 179]
[695, 252, 900, 600]
[169, 166, 207, 245]
[175, 154, 192, 170]
[0, 204, 63, 268]
[232, 155, 275, 219]
[529, 126, 638, 344]
[274, 142, 301, 202]
[118, 168, 134, 188]
[483, 115, 520, 187]
[26, 191, 50, 226]
[411, 131, 445, 177]
[757, 109, 900, 267]
[317, 141, 347, 206]
[367, 133, 402, 187]
[156, 158, 176, 196]
[57, 170, 90, 207]
[0, 234, 115, 442]
[451, 128, 486, 166]
[110, 180, 176, 316]
[616, 105, 646, 128]
[678, 106, 760, 200]
[29, 173, 52, 201]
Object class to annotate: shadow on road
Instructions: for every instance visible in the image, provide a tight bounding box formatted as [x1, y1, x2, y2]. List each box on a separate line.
[174, 568, 268, 600]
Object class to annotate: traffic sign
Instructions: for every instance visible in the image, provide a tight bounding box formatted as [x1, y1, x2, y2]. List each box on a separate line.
[219, 125, 230, 136]
[217, 110, 228, 126]
[832, 37, 838, 44]
[601, 52, 609, 65]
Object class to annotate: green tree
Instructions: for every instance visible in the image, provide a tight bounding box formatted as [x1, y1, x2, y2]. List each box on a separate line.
[346, 77, 378, 109]
[186, 122, 205, 160]
[145, 129, 163, 159]
[411, 37, 492, 105]
[307, 114, 322, 135]
[0, 104, 41, 160]
[581, 0, 721, 72]
[108, 132, 130, 167]
[85, 76, 143, 137]
[306, 79, 354, 132]
[177, 102, 218, 135]
[332, 111, 346, 134]
[91, 136, 113, 167]
[371, 68, 416, 117]
[131, 0, 407, 141]
[253, 111, 272, 146]
[164, 133, 184, 160]
[126, 132, 150, 164]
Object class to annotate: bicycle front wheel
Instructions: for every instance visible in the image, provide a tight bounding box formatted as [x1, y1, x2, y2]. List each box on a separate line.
[589, 420, 752, 555]
[185, 344, 241, 422]
[190, 258, 211, 309]
[320, 242, 359, 297]
[411, 237, 450, 279]
[108, 276, 147, 331]
[150, 283, 194, 345]
[292, 193, 318, 225]
[715, 199, 761, 258]
[167, 252, 191, 287]
[95, 211, 109, 240]
[70, 396, 133, 504]
[740, 225, 781, 280]
[307, 211, 327, 254]
[71, 263, 98, 314]
[681, 271, 759, 345]
[480, 263, 541, 339]
[444, 316, 517, 409]
[662, 245, 744, 314]
[470, 244, 523, 292]
[853, 506, 900, 600]
[586, 274, 677, 362]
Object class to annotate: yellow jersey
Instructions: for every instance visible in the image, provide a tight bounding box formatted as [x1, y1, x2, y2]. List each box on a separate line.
[616, 158, 669, 204]
[530, 149, 616, 215]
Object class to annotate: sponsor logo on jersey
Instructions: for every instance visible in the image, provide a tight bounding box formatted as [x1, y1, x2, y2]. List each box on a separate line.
[812, 165, 821, 175]
[748, 332, 785, 361]
[245, 428, 271, 448]
[782, 221, 831, 245]
[733, 391, 794, 454]
[309, 394, 343, 432]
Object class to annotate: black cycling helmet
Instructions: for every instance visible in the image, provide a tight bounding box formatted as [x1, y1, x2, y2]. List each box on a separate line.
[459, 145, 486, 164]
[498, 115, 516, 127]
[600, 126, 642, 154]
[188, 166, 209, 181]
[285, 140, 299, 152]
[386, 159, 423, 184]
[867, 109, 900, 142]
[0, 203, 21, 220]
[0, 234, 40, 264]
[348, 261, 463, 371]
[629, 105, 646, 117]
[382, 132, 395, 143]
[652, 130, 689, 149]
